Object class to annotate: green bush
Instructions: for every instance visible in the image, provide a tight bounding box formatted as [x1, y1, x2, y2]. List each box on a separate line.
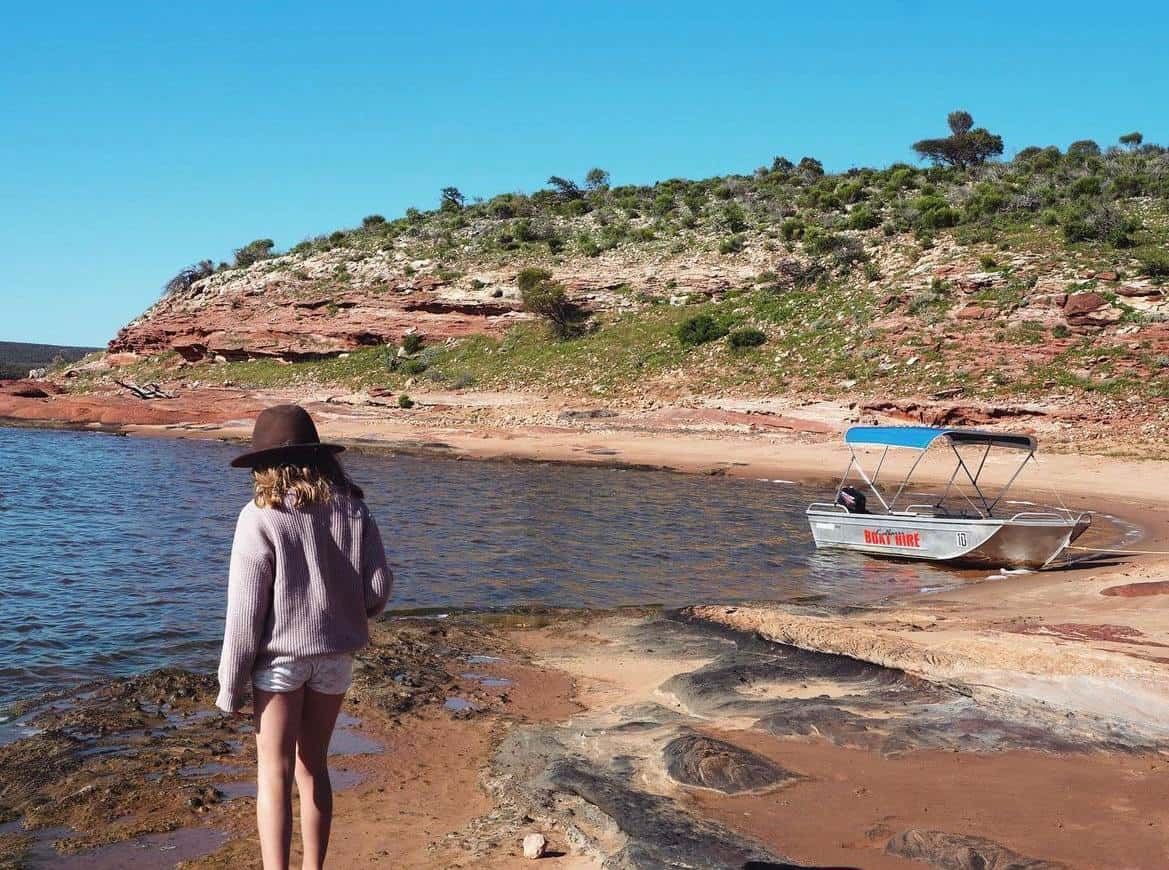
[677, 314, 728, 348]
[1052, 324, 1071, 338]
[718, 236, 744, 254]
[728, 328, 767, 349]
[847, 205, 880, 230]
[516, 267, 553, 293]
[397, 394, 415, 409]
[979, 255, 998, 270]
[1061, 202, 1140, 247]
[401, 333, 424, 354]
[720, 203, 747, 233]
[912, 195, 958, 231]
[1070, 176, 1103, 197]
[233, 238, 276, 268]
[362, 214, 386, 227]
[519, 272, 574, 337]
[1138, 248, 1169, 278]
[802, 226, 840, 255]
[1067, 139, 1101, 159]
[399, 358, 428, 375]
[780, 218, 805, 241]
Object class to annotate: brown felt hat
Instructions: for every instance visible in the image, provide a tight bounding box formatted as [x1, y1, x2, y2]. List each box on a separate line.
[230, 404, 344, 468]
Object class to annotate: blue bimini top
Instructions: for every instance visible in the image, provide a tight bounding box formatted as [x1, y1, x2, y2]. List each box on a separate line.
[844, 426, 1036, 452]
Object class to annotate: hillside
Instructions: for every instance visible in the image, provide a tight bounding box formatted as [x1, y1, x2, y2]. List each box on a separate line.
[86, 128, 1169, 443]
[0, 341, 99, 380]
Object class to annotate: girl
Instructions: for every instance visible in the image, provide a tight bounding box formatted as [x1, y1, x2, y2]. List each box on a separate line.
[217, 404, 393, 870]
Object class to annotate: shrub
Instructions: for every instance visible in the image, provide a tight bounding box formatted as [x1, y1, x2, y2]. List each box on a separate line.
[863, 262, 881, 282]
[440, 186, 465, 211]
[399, 358, 428, 375]
[488, 196, 517, 219]
[798, 156, 824, 177]
[1137, 248, 1169, 278]
[1112, 175, 1144, 197]
[1052, 324, 1071, 338]
[913, 195, 958, 231]
[397, 394, 414, 409]
[677, 314, 728, 348]
[802, 225, 840, 255]
[979, 255, 998, 270]
[516, 267, 553, 293]
[519, 272, 574, 337]
[585, 168, 610, 191]
[720, 203, 747, 233]
[233, 238, 276, 268]
[362, 214, 386, 227]
[1061, 202, 1140, 247]
[163, 259, 215, 296]
[780, 218, 805, 241]
[1070, 176, 1103, 197]
[728, 328, 767, 349]
[718, 235, 744, 254]
[847, 205, 880, 230]
[831, 237, 869, 271]
[401, 333, 424, 354]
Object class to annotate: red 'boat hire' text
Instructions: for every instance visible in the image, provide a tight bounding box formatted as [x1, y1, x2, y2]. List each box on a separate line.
[863, 529, 922, 548]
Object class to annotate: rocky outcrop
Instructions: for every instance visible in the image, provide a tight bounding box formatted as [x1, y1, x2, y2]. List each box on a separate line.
[106, 246, 771, 363]
[861, 399, 1051, 428]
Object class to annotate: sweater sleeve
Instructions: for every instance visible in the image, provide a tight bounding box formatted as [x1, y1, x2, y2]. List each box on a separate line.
[216, 505, 275, 712]
[361, 506, 394, 618]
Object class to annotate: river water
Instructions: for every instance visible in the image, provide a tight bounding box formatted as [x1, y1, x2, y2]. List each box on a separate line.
[0, 426, 961, 711]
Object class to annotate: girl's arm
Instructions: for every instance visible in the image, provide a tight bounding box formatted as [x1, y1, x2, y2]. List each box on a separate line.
[215, 507, 275, 712]
[361, 507, 394, 617]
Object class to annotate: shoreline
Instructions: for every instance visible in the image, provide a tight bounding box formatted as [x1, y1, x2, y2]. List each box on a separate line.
[5, 394, 1169, 865]
[9, 601, 1169, 868]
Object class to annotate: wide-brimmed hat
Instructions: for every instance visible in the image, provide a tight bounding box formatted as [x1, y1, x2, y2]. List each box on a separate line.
[230, 404, 345, 468]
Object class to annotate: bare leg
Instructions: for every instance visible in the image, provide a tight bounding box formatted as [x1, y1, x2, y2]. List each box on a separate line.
[254, 688, 305, 870]
[295, 688, 345, 870]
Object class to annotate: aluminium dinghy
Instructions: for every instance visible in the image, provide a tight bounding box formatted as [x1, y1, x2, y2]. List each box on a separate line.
[806, 426, 1091, 569]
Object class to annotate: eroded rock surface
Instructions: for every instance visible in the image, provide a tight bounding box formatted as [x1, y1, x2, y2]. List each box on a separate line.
[886, 829, 1067, 869]
[663, 732, 799, 794]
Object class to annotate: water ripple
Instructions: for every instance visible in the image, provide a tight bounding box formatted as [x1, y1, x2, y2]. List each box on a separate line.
[0, 426, 960, 708]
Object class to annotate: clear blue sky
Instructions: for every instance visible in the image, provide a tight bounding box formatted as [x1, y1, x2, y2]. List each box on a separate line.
[3, 0, 1166, 346]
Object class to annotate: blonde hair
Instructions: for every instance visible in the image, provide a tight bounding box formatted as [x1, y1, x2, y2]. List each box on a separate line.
[251, 455, 362, 509]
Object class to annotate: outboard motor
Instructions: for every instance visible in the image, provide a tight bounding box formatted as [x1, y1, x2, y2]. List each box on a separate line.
[836, 486, 867, 514]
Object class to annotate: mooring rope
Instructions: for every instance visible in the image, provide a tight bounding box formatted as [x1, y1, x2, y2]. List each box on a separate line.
[1067, 545, 1169, 556]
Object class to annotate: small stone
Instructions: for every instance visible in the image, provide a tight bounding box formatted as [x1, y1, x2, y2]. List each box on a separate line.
[522, 833, 547, 859]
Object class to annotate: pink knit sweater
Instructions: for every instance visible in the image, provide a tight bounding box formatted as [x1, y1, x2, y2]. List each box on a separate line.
[216, 491, 393, 711]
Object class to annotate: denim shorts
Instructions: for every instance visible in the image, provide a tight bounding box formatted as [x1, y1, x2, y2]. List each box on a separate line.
[252, 652, 355, 696]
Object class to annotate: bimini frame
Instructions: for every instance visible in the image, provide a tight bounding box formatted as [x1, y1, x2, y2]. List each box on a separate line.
[837, 426, 1039, 519]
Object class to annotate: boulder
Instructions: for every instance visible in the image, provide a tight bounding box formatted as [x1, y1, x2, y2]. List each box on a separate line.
[954, 304, 993, 320]
[522, 833, 547, 859]
[1115, 283, 1162, 298]
[1063, 292, 1108, 317]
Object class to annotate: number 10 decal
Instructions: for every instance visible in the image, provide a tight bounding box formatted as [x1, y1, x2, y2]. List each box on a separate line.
[956, 532, 968, 547]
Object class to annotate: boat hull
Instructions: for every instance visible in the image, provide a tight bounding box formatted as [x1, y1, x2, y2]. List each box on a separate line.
[806, 509, 1088, 569]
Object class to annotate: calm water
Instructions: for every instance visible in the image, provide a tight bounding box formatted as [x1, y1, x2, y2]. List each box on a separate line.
[0, 426, 960, 710]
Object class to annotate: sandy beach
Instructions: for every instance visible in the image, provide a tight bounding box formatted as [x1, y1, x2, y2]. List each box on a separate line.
[2, 392, 1169, 868]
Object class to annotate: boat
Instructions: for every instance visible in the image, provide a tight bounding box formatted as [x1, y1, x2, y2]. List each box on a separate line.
[806, 426, 1091, 569]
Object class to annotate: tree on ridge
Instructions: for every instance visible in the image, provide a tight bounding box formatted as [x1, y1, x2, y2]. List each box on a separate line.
[912, 110, 1004, 169]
